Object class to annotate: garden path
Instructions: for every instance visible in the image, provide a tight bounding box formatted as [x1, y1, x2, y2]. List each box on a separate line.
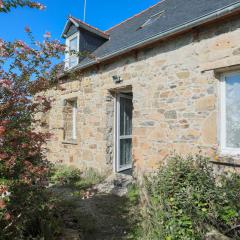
[54, 173, 134, 240]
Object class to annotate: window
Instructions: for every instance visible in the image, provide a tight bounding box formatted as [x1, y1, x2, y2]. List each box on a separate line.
[139, 11, 165, 29]
[63, 98, 77, 141]
[220, 72, 240, 155]
[65, 32, 79, 69]
[115, 93, 133, 172]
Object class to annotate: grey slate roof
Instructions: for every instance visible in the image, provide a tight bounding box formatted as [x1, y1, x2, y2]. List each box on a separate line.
[68, 0, 240, 71]
[62, 16, 109, 40]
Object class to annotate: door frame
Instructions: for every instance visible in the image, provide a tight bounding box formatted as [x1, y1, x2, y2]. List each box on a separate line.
[115, 93, 133, 172]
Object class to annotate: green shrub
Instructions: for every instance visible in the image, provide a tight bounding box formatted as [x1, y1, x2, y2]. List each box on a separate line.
[126, 184, 142, 239]
[50, 165, 104, 190]
[139, 155, 240, 240]
[127, 184, 140, 205]
[0, 182, 62, 240]
[50, 165, 82, 185]
[75, 168, 104, 189]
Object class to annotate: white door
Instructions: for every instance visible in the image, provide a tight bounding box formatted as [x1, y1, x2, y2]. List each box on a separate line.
[116, 93, 133, 172]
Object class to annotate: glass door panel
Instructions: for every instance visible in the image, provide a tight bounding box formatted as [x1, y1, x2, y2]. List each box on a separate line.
[120, 97, 133, 136]
[116, 93, 133, 172]
[120, 138, 132, 166]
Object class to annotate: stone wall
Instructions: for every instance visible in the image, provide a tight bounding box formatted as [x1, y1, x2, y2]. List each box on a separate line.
[44, 16, 240, 174]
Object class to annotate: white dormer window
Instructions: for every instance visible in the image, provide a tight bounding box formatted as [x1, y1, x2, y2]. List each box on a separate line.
[65, 32, 79, 69]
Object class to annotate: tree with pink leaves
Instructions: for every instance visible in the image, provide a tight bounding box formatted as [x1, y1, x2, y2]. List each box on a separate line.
[0, 1, 66, 238]
[0, 0, 45, 12]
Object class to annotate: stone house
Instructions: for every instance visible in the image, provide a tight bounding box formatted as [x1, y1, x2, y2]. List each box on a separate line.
[44, 0, 240, 175]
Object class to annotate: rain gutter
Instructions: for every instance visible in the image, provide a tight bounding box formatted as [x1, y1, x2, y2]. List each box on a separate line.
[63, 1, 240, 75]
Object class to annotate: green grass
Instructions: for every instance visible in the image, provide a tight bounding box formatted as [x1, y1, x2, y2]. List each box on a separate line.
[74, 168, 104, 189]
[50, 165, 104, 189]
[126, 183, 142, 240]
[50, 165, 82, 185]
[127, 184, 140, 205]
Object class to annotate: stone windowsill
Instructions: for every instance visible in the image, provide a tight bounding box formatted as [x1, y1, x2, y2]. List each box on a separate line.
[211, 153, 240, 168]
[62, 140, 78, 145]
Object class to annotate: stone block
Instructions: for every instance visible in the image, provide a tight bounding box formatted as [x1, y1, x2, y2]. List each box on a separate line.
[195, 96, 215, 112]
[176, 71, 190, 79]
[201, 112, 217, 145]
[164, 110, 177, 119]
[82, 150, 93, 161]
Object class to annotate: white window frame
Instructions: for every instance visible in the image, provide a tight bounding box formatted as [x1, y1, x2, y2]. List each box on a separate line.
[65, 32, 80, 70]
[115, 93, 133, 172]
[220, 71, 240, 155]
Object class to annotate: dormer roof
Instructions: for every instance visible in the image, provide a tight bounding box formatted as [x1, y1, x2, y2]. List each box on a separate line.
[62, 0, 240, 73]
[61, 16, 109, 40]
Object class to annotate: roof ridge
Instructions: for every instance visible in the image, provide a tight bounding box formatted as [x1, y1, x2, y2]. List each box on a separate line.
[69, 16, 109, 38]
[105, 0, 167, 33]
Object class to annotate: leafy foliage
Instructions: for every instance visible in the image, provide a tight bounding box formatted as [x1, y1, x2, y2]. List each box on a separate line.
[77, 168, 104, 189]
[0, 0, 45, 13]
[138, 155, 240, 240]
[0, 13, 65, 239]
[50, 165, 104, 189]
[126, 184, 142, 239]
[50, 165, 82, 186]
[127, 183, 140, 206]
[1, 186, 63, 240]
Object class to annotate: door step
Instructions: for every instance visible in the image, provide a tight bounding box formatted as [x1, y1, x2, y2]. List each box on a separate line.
[94, 173, 133, 197]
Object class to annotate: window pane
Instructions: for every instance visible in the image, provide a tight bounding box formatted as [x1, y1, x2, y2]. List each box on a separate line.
[120, 139, 132, 166]
[225, 74, 240, 148]
[69, 56, 78, 68]
[69, 37, 78, 51]
[68, 36, 78, 68]
[120, 97, 133, 136]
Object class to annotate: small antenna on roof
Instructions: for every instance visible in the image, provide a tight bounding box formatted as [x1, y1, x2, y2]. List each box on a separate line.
[83, 0, 87, 22]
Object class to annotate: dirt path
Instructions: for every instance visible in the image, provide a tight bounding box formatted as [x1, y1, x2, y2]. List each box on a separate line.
[53, 174, 134, 240]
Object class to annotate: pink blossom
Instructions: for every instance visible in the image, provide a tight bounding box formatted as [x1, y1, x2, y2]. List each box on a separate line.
[0, 126, 5, 136]
[15, 40, 32, 54]
[0, 120, 10, 126]
[0, 199, 6, 209]
[35, 95, 44, 102]
[0, 153, 8, 159]
[30, 2, 46, 10]
[25, 26, 31, 33]
[36, 2, 46, 10]
[52, 42, 66, 52]
[0, 79, 12, 89]
[0, 39, 4, 48]
[0, 49, 9, 57]
[43, 31, 51, 38]
[0, 185, 8, 194]
[15, 40, 26, 47]
[4, 212, 11, 221]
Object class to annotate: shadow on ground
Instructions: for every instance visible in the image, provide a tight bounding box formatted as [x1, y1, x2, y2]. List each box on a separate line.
[52, 186, 135, 240]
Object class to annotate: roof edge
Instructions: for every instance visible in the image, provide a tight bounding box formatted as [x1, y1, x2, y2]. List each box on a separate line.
[61, 1, 240, 76]
[61, 16, 109, 39]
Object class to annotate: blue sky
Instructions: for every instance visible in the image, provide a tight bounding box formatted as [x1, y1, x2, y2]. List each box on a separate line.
[0, 0, 159, 43]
